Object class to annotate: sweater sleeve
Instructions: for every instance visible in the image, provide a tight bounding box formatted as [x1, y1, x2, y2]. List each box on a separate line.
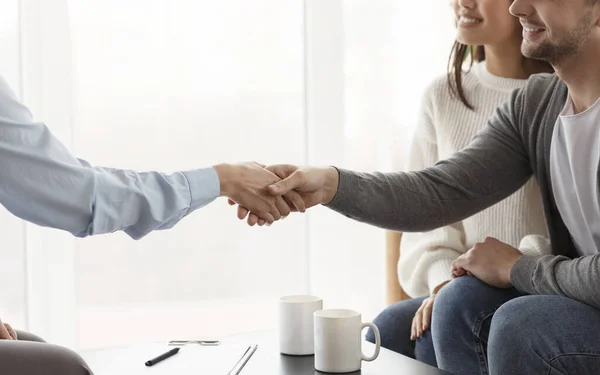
[397, 84, 468, 297]
[510, 253, 600, 310]
[518, 235, 552, 256]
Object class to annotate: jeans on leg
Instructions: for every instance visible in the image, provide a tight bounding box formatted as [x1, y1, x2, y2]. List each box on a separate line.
[431, 276, 523, 375]
[366, 296, 437, 367]
[489, 295, 600, 375]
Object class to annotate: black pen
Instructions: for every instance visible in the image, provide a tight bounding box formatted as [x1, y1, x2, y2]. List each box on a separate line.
[145, 347, 180, 367]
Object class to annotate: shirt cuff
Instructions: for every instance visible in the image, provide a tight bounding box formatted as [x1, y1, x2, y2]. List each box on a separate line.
[325, 168, 358, 213]
[183, 167, 220, 213]
[510, 255, 542, 295]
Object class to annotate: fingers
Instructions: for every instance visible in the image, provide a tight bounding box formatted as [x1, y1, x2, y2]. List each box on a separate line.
[415, 307, 424, 338]
[283, 191, 306, 213]
[247, 214, 258, 226]
[268, 170, 305, 196]
[250, 200, 280, 223]
[0, 319, 13, 340]
[4, 323, 17, 340]
[237, 205, 250, 220]
[257, 211, 276, 225]
[422, 299, 434, 332]
[247, 213, 268, 227]
[410, 313, 418, 341]
[275, 196, 291, 219]
[231, 202, 268, 226]
[413, 300, 427, 339]
[451, 256, 468, 273]
[452, 268, 467, 278]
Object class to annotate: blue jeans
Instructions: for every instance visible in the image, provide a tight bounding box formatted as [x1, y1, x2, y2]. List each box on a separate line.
[432, 276, 600, 375]
[365, 297, 437, 367]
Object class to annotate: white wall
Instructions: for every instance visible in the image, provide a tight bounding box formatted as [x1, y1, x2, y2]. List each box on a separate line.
[68, 0, 309, 348]
[0, 0, 455, 349]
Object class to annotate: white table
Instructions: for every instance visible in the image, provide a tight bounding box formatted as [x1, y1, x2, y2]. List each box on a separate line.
[81, 330, 450, 374]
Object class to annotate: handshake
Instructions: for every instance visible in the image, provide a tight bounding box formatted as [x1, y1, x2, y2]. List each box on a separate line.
[214, 162, 340, 226]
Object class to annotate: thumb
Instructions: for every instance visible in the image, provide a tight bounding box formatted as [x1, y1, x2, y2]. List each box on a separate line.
[268, 171, 303, 196]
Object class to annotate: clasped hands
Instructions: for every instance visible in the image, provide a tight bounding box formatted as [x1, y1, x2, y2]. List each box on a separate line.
[215, 163, 339, 226]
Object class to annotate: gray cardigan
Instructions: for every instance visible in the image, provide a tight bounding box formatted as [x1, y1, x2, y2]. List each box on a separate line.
[328, 73, 600, 309]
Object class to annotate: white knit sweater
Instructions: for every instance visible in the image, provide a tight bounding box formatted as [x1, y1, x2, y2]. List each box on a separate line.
[397, 61, 550, 298]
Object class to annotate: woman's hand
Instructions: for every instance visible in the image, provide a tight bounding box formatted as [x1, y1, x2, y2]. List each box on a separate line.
[410, 280, 450, 340]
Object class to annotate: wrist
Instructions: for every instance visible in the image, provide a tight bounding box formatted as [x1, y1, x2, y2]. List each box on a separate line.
[321, 166, 340, 205]
[213, 163, 234, 197]
[506, 253, 524, 286]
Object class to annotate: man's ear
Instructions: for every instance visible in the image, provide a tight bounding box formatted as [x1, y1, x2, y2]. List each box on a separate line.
[594, 0, 600, 27]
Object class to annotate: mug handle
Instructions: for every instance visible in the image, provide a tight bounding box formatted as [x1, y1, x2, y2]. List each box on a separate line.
[361, 322, 380, 362]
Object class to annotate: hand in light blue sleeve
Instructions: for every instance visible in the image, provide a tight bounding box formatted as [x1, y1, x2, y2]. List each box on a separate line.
[0, 76, 296, 239]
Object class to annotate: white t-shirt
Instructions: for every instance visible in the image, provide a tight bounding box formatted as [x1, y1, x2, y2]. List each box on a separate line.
[550, 96, 600, 256]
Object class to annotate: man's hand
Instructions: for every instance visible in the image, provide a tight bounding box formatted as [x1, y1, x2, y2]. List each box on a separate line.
[214, 162, 293, 225]
[0, 318, 17, 340]
[233, 165, 340, 226]
[451, 237, 523, 288]
[267, 165, 339, 205]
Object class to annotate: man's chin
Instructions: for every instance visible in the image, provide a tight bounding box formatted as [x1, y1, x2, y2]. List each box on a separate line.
[521, 43, 548, 62]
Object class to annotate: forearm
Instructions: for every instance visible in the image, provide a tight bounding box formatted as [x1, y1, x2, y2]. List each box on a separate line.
[327, 165, 528, 232]
[0, 122, 216, 239]
[511, 253, 600, 309]
[325, 90, 532, 232]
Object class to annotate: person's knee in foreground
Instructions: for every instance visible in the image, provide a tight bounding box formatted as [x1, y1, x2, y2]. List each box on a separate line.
[0, 340, 93, 375]
[0, 322, 93, 375]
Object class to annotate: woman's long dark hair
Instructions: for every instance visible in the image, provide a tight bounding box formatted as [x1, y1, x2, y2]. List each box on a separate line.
[447, 42, 485, 111]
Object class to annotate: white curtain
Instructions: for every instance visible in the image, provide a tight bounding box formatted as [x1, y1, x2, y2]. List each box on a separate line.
[0, 0, 453, 350]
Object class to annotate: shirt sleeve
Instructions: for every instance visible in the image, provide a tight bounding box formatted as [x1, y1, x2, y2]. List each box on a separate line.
[0, 76, 219, 240]
[327, 87, 532, 233]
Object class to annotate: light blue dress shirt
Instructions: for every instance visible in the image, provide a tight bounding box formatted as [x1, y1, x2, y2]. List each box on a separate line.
[0, 76, 220, 239]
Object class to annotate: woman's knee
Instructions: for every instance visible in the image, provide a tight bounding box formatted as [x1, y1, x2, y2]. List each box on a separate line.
[433, 276, 489, 324]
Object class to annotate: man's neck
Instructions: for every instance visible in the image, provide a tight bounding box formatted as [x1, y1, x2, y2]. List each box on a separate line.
[555, 40, 600, 114]
[485, 41, 551, 79]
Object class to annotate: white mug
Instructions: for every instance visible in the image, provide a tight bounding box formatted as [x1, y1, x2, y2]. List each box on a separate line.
[279, 295, 323, 355]
[314, 309, 381, 373]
